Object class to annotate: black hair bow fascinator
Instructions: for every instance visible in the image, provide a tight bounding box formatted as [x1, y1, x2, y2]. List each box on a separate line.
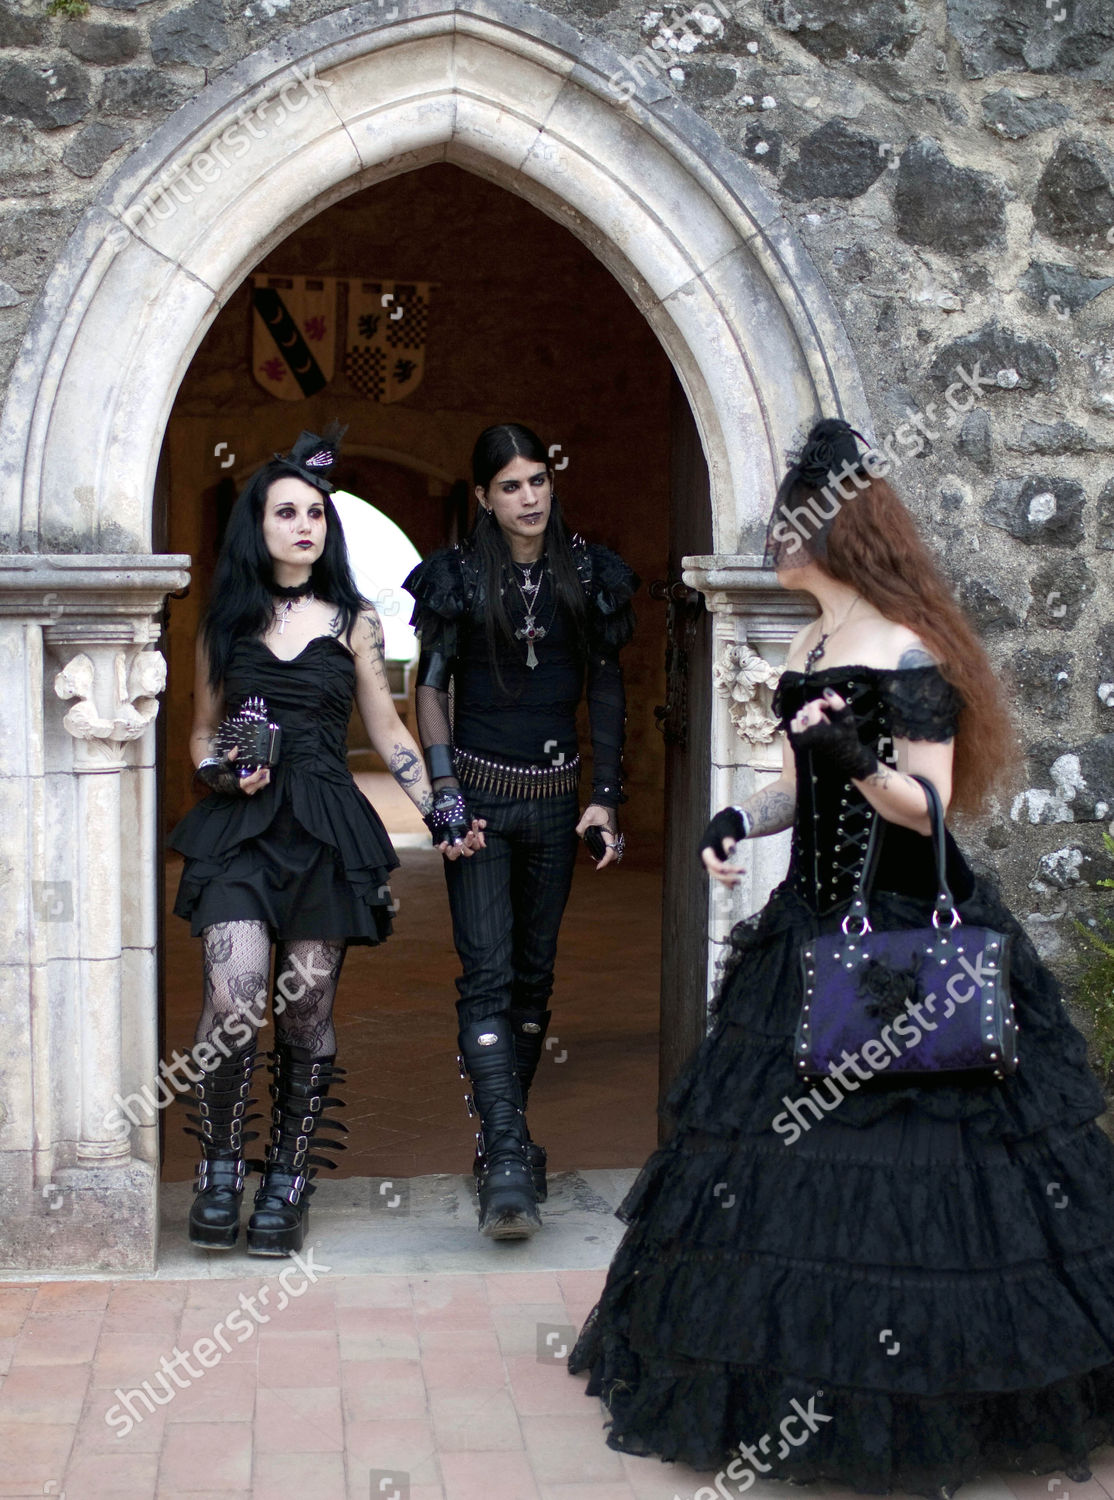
[274, 421, 347, 495]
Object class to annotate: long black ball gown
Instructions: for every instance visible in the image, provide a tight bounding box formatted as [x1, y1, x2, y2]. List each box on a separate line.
[169, 635, 399, 942]
[569, 662, 1114, 1495]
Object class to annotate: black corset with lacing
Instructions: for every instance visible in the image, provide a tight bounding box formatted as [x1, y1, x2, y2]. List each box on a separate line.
[771, 664, 966, 915]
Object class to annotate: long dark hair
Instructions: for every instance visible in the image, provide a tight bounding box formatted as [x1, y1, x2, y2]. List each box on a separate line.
[469, 423, 587, 688]
[202, 460, 368, 693]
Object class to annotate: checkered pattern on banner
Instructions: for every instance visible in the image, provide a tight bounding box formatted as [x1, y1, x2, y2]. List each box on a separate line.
[345, 278, 435, 403]
[344, 345, 386, 401]
[386, 284, 430, 349]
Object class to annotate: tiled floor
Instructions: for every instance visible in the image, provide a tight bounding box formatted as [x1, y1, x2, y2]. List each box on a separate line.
[4, 1262, 1114, 1500]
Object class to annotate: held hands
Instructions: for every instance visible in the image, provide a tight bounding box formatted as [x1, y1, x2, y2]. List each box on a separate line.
[426, 787, 486, 860]
[786, 688, 878, 781]
[700, 807, 747, 887]
[577, 804, 623, 870]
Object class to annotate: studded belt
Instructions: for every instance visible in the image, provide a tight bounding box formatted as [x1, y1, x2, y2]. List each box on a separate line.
[453, 747, 581, 799]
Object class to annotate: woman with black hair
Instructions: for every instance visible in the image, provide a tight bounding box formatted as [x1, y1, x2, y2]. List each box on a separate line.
[170, 428, 481, 1256]
[404, 422, 639, 1240]
[569, 419, 1114, 1495]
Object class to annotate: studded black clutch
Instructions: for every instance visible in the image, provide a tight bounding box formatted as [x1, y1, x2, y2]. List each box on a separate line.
[213, 695, 282, 771]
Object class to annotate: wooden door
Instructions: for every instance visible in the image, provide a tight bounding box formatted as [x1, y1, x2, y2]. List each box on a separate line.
[655, 374, 713, 1138]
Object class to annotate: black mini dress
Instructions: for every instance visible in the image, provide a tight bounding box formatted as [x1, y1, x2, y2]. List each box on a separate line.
[169, 634, 398, 944]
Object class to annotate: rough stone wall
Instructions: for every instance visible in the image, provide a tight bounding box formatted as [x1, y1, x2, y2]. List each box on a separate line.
[1, 0, 1113, 980]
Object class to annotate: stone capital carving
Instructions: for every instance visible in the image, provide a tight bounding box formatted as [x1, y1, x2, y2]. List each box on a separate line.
[713, 640, 782, 745]
[54, 646, 167, 768]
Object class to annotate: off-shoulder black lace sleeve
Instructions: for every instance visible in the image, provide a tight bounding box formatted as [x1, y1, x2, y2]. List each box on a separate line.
[580, 542, 639, 652]
[402, 548, 465, 658]
[877, 665, 963, 741]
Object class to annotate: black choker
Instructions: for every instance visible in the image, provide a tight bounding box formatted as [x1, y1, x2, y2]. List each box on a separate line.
[270, 581, 313, 600]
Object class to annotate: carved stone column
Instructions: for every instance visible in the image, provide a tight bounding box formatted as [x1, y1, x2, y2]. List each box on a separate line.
[682, 555, 817, 1006]
[0, 554, 189, 1272]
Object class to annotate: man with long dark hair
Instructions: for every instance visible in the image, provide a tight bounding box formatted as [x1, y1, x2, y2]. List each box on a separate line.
[404, 423, 639, 1239]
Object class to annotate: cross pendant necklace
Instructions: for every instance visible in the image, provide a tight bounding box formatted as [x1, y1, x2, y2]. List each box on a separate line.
[274, 591, 313, 636]
[512, 564, 546, 669]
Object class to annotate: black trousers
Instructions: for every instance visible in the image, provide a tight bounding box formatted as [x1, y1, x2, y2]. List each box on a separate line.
[443, 786, 580, 1029]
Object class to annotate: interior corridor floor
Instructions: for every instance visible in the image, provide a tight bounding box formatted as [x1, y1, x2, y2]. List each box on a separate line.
[161, 773, 664, 1183]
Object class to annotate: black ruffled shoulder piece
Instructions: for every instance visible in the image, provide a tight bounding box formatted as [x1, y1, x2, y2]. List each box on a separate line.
[402, 546, 467, 627]
[574, 537, 640, 652]
[877, 664, 964, 742]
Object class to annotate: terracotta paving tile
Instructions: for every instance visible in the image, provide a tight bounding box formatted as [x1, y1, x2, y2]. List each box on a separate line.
[161, 1356, 259, 1422]
[178, 1307, 263, 1363]
[620, 1453, 727, 1500]
[505, 1353, 603, 1417]
[0, 1334, 16, 1375]
[254, 1384, 344, 1453]
[429, 1387, 525, 1452]
[0, 1286, 36, 1338]
[340, 1357, 427, 1421]
[420, 1345, 508, 1395]
[90, 1336, 186, 1387]
[252, 1447, 348, 1500]
[335, 1308, 419, 1368]
[61, 1448, 160, 1497]
[334, 1274, 414, 1309]
[440, 1448, 541, 1500]
[74, 1384, 170, 1452]
[108, 1280, 190, 1315]
[0, 1420, 74, 1489]
[158, 1419, 253, 1491]
[11, 1310, 103, 1366]
[256, 1330, 341, 1389]
[521, 1413, 628, 1486]
[344, 1415, 442, 1486]
[412, 1274, 492, 1330]
[538, 1486, 638, 1500]
[484, 1270, 565, 1305]
[0, 1361, 90, 1423]
[490, 1302, 575, 1358]
[32, 1280, 111, 1314]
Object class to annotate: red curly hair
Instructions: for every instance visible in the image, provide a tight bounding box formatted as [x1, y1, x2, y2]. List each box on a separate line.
[817, 475, 1022, 817]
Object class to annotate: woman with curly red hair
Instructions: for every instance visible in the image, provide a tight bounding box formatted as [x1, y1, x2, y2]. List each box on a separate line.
[570, 419, 1114, 1496]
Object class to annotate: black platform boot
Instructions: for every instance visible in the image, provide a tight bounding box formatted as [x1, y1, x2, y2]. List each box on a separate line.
[246, 1043, 347, 1258]
[184, 1041, 260, 1250]
[458, 1016, 542, 1240]
[473, 1007, 551, 1202]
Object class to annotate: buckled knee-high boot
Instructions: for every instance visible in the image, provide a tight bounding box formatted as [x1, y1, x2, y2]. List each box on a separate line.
[184, 1041, 260, 1250]
[473, 1008, 551, 1202]
[458, 1016, 542, 1240]
[246, 1043, 347, 1258]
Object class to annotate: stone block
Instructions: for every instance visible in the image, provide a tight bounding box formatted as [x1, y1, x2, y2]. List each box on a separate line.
[99, 66, 191, 119]
[765, 0, 922, 62]
[62, 122, 133, 180]
[0, 57, 91, 130]
[0, 0, 47, 46]
[1027, 556, 1097, 630]
[1010, 646, 1073, 722]
[780, 118, 885, 200]
[959, 577, 1021, 632]
[1098, 476, 1114, 551]
[150, 0, 228, 67]
[947, 0, 1114, 78]
[981, 88, 1069, 139]
[956, 408, 992, 466]
[893, 137, 1007, 255]
[1018, 261, 1114, 315]
[927, 320, 1058, 395]
[1034, 137, 1114, 248]
[61, 18, 142, 65]
[1006, 421, 1098, 455]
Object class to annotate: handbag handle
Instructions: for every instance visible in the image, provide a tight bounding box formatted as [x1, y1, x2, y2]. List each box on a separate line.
[842, 772, 958, 934]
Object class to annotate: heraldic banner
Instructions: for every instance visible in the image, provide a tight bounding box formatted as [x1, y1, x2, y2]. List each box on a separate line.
[252, 276, 337, 400]
[344, 281, 434, 403]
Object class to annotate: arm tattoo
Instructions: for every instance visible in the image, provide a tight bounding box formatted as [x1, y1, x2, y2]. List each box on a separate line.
[897, 644, 936, 669]
[862, 764, 895, 790]
[389, 744, 423, 787]
[329, 608, 343, 637]
[364, 608, 385, 656]
[417, 789, 433, 817]
[743, 785, 796, 835]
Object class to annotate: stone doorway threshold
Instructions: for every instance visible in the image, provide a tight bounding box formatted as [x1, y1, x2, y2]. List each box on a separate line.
[156, 1169, 638, 1279]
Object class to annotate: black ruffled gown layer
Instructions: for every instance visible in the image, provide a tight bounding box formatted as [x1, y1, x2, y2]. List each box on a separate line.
[169, 635, 399, 944]
[569, 663, 1114, 1495]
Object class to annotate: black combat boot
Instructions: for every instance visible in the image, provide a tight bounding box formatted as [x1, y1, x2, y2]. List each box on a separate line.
[473, 1007, 551, 1201]
[246, 1043, 347, 1257]
[458, 1015, 541, 1240]
[184, 1041, 260, 1250]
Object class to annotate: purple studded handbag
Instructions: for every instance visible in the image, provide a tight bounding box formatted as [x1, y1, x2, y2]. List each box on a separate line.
[795, 775, 1017, 1084]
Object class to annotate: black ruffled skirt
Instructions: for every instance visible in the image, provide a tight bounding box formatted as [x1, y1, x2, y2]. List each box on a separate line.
[568, 876, 1114, 1494]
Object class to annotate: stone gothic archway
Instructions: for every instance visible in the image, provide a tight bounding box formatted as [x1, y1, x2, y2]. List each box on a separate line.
[0, 0, 869, 1272]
